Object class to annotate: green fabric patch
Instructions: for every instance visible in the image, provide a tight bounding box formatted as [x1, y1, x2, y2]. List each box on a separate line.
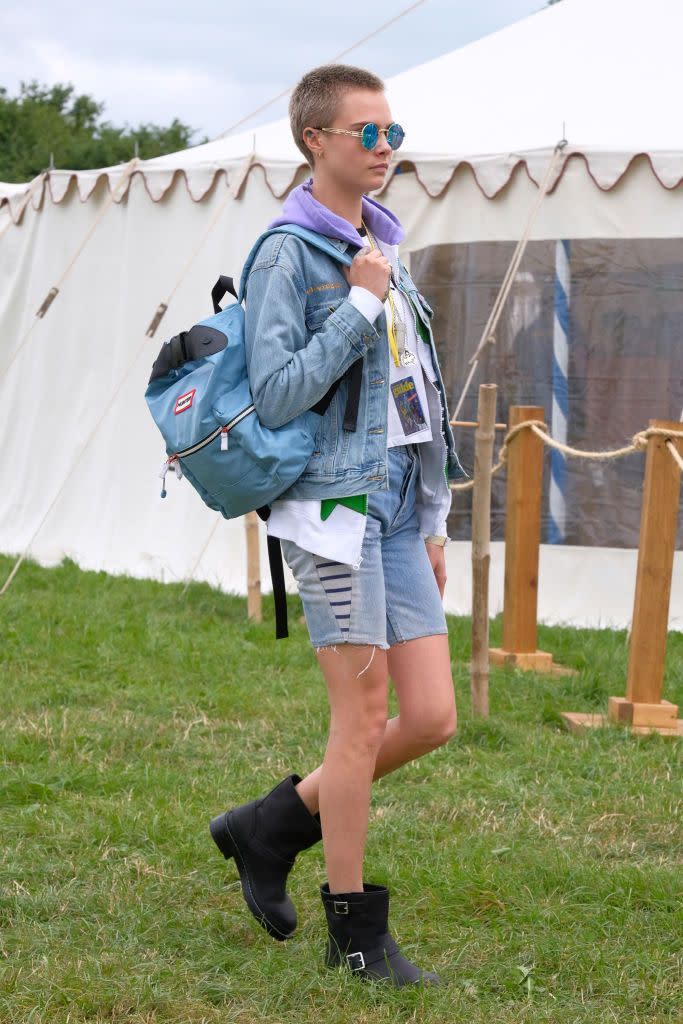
[320, 494, 368, 521]
[408, 295, 431, 347]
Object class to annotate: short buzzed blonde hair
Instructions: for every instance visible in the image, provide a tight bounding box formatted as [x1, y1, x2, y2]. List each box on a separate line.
[289, 63, 385, 168]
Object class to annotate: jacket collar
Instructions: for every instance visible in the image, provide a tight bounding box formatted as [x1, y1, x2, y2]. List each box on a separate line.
[327, 237, 351, 254]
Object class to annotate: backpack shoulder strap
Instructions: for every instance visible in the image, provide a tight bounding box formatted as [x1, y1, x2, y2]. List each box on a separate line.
[273, 223, 356, 267]
[237, 223, 355, 302]
[239, 221, 364, 448]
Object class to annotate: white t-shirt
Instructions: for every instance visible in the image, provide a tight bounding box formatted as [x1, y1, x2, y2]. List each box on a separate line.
[385, 285, 434, 447]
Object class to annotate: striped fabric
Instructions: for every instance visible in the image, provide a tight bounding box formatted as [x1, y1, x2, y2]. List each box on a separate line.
[314, 558, 352, 633]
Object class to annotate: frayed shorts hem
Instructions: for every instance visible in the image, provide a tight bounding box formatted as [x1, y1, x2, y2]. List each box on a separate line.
[310, 626, 448, 653]
[311, 635, 391, 652]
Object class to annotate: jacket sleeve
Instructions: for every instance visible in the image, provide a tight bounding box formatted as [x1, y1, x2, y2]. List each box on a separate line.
[244, 261, 379, 429]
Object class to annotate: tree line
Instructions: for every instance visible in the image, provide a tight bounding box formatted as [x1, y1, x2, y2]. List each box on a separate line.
[0, 80, 208, 183]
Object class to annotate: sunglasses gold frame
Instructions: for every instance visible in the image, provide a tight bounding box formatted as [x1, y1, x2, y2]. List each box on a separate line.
[312, 123, 405, 150]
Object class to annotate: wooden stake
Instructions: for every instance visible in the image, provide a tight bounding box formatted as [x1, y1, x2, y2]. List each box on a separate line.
[489, 406, 570, 674]
[563, 418, 683, 737]
[245, 511, 262, 623]
[471, 384, 497, 716]
[624, 419, 683, 709]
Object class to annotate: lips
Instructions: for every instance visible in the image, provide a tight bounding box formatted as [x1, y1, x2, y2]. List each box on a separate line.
[371, 164, 389, 171]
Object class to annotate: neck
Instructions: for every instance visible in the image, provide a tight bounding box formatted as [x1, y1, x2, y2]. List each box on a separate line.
[310, 173, 364, 230]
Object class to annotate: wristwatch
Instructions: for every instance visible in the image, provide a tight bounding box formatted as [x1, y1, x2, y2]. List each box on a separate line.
[424, 534, 447, 547]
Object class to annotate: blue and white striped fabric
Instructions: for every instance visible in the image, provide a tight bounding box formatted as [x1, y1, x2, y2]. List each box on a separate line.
[313, 558, 353, 634]
[549, 239, 570, 544]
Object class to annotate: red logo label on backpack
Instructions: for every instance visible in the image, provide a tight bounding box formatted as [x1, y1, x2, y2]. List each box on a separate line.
[174, 389, 196, 415]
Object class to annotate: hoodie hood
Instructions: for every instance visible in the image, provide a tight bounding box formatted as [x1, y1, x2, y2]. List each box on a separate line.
[267, 176, 405, 250]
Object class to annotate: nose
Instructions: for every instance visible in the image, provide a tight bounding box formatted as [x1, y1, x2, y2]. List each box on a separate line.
[375, 133, 392, 157]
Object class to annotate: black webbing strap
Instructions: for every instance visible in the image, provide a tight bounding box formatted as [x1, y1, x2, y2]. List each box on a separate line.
[169, 333, 188, 367]
[211, 276, 238, 313]
[253, 355, 363, 640]
[256, 505, 289, 639]
[267, 534, 289, 640]
[342, 358, 363, 432]
[310, 358, 363, 431]
[309, 380, 338, 417]
[148, 331, 188, 382]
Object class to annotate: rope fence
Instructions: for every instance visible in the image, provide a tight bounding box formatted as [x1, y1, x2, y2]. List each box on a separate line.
[459, 394, 683, 737]
[450, 420, 683, 492]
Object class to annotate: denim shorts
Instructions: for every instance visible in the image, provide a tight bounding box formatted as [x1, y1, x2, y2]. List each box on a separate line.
[280, 443, 448, 650]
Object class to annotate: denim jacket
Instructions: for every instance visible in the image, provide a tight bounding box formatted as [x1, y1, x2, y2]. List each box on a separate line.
[243, 231, 468, 523]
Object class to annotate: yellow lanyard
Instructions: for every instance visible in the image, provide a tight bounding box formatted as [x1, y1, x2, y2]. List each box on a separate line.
[361, 219, 401, 368]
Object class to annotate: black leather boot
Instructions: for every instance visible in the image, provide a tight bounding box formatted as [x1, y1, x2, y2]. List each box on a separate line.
[320, 882, 442, 987]
[209, 773, 322, 940]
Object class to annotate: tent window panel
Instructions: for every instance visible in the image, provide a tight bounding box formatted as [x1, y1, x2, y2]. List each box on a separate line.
[410, 238, 683, 549]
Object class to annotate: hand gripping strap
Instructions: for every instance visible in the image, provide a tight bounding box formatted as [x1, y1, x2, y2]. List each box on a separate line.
[238, 223, 354, 302]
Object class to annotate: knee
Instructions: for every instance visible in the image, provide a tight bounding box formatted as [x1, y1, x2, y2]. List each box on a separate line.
[330, 708, 388, 755]
[407, 708, 458, 751]
[439, 709, 458, 746]
[355, 707, 390, 750]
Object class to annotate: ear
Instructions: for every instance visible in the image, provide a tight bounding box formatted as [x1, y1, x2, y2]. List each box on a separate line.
[303, 126, 322, 161]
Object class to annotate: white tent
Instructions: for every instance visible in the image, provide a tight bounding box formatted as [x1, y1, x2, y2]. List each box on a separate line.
[1, 0, 682, 629]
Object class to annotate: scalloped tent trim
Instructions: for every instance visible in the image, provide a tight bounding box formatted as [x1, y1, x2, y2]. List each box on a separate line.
[3, 147, 683, 227]
[4, 0, 683, 226]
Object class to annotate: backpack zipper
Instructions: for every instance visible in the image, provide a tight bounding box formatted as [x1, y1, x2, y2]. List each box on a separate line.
[159, 402, 255, 498]
[175, 403, 255, 458]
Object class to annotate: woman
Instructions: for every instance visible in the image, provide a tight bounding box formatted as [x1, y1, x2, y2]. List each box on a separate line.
[209, 63, 467, 988]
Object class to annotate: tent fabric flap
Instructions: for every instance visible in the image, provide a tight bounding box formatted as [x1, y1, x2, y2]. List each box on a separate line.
[3, 146, 683, 225]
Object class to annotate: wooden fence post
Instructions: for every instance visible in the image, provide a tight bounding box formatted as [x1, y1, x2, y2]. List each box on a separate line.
[471, 384, 497, 716]
[563, 419, 683, 736]
[245, 511, 262, 623]
[489, 405, 569, 674]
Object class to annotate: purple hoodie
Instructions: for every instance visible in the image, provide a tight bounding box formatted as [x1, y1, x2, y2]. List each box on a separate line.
[268, 176, 405, 249]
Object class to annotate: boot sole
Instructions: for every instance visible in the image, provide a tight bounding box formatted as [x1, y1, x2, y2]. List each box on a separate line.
[325, 957, 441, 987]
[323, 921, 441, 986]
[209, 811, 295, 942]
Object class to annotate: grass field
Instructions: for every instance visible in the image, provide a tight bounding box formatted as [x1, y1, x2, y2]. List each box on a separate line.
[1, 554, 682, 1023]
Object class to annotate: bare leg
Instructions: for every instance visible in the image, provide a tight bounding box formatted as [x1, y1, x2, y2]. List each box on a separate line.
[297, 634, 457, 818]
[315, 643, 389, 894]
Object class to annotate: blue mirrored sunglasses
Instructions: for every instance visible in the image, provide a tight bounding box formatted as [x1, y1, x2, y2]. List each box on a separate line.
[314, 122, 405, 151]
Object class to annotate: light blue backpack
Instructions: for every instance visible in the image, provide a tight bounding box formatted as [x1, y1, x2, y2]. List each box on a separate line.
[144, 224, 361, 638]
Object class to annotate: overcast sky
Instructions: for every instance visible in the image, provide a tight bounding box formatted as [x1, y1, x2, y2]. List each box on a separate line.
[1, 0, 545, 143]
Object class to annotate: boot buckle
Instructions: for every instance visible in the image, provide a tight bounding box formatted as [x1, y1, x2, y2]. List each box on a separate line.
[333, 900, 349, 914]
[347, 951, 365, 971]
